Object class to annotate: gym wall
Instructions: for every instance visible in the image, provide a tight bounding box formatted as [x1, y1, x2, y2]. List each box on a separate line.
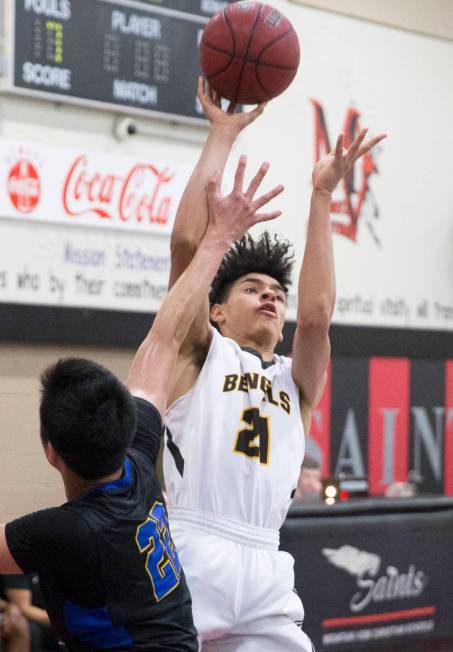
[0, 0, 452, 519]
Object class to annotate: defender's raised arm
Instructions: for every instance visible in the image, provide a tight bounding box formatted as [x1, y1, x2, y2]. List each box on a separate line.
[127, 156, 283, 417]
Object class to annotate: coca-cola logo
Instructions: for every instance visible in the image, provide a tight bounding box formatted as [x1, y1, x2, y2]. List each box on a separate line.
[7, 159, 41, 214]
[62, 155, 174, 225]
[323, 545, 428, 613]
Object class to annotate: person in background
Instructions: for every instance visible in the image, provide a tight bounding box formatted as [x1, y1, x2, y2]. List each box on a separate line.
[2, 574, 59, 651]
[0, 579, 29, 652]
[294, 457, 322, 503]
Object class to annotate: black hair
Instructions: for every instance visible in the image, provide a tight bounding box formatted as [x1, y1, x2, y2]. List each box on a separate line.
[40, 358, 137, 481]
[301, 456, 321, 470]
[209, 232, 294, 306]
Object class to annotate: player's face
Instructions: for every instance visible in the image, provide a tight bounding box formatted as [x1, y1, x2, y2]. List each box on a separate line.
[298, 468, 322, 496]
[213, 273, 287, 347]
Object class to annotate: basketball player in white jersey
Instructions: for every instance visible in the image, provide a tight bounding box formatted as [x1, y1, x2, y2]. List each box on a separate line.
[163, 79, 385, 651]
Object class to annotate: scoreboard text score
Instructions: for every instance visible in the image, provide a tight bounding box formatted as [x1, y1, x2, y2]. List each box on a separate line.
[8, 0, 233, 123]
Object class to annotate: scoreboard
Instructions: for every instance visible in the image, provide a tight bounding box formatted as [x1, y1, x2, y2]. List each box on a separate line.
[8, 0, 233, 123]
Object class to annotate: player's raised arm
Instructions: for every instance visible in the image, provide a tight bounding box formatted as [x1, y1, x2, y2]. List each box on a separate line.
[168, 79, 266, 346]
[170, 79, 266, 287]
[128, 156, 283, 417]
[292, 129, 386, 412]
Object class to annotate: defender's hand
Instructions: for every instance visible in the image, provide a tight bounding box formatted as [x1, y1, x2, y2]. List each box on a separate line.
[312, 129, 387, 195]
[198, 77, 266, 134]
[206, 156, 284, 245]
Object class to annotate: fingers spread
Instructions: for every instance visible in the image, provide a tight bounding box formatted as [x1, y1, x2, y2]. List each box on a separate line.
[246, 161, 270, 198]
[233, 155, 247, 193]
[211, 88, 221, 107]
[346, 128, 368, 163]
[254, 184, 284, 210]
[335, 134, 344, 160]
[197, 76, 204, 100]
[353, 133, 387, 161]
[251, 209, 282, 226]
[247, 102, 267, 121]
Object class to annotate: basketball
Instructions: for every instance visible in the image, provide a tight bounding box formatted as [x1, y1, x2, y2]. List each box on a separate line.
[199, 1, 300, 105]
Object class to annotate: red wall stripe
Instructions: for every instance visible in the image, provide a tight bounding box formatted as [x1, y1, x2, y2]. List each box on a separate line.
[368, 358, 410, 495]
[444, 361, 453, 495]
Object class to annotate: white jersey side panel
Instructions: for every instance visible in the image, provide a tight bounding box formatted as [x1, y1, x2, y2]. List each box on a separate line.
[164, 328, 305, 531]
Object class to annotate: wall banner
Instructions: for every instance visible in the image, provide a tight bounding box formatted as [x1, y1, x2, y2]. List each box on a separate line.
[0, 137, 191, 234]
[281, 501, 453, 649]
[307, 356, 453, 497]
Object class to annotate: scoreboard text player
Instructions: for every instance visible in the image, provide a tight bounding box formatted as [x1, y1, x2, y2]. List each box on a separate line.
[9, 0, 233, 123]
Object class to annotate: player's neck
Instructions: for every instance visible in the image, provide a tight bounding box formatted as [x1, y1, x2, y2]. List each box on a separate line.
[62, 467, 123, 501]
[222, 329, 276, 362]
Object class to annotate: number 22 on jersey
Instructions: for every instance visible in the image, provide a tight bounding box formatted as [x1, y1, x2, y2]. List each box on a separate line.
[135, 501, 181, 602]
[234, 407, 271, 465]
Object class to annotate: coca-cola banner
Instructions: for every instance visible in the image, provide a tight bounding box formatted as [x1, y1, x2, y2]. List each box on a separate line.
[281, 499, 453, 650]
[0, 137, 191, 234]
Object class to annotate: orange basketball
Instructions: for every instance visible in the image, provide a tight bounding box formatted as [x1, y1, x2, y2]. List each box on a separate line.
[200, 1, 300, 104]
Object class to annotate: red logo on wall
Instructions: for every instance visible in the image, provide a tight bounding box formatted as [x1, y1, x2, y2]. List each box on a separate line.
[311, 100, 382, 245]
[62, 156, 174, 225]
[7, 159, 41, 214]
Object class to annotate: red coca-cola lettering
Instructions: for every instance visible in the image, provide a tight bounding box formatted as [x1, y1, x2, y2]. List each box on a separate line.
[119, 164, 173, 224]
[7, 159, 41, 214]
[62, 155, 174, 225]
[63, 156, 120, 218]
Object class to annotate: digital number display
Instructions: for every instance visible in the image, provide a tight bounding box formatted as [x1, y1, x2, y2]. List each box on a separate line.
[12, 0, 234, 122]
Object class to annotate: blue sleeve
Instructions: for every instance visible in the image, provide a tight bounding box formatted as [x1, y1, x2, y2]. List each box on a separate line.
[130, 397, 163, 466]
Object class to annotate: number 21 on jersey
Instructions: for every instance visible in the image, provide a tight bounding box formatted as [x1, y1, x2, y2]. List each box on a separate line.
[234, 407, 271, 465]
[135, 501, 181, 602]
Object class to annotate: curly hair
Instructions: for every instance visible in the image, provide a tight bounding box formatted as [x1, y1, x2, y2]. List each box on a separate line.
[209, 232, 294, 306]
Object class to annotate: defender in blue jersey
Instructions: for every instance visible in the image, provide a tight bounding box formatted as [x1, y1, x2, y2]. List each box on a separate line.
[0, 156, 283, 651]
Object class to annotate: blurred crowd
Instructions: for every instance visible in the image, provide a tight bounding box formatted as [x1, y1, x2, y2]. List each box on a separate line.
[0, 575, 59, 651]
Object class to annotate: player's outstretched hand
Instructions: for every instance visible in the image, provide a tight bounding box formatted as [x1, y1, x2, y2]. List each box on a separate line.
[206, 156, 284, 244]
[198, 77, 266, 133]
[312, 129, 387, 195]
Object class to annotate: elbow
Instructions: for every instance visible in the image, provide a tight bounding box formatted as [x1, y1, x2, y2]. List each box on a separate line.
[170, 232, 198, 260]
[298, 300, 333, 332]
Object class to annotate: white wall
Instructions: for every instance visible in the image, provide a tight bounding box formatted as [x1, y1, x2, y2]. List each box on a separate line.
[1, 0, 453, 330]
[292, 0, 453, 41]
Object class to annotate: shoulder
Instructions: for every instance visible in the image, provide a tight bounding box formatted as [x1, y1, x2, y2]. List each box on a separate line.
[134, 396, 163, 431]
[7, 505, 90, 541]
[168, 327, 219, 405]
[128, 396, 163, 465]
[6, 506, 89, 574]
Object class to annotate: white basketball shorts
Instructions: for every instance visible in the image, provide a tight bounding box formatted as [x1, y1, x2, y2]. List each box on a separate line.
[170, 520, 315, 651]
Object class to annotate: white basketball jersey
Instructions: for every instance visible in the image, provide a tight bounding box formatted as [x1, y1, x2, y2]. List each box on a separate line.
[164, 328, 305, 532]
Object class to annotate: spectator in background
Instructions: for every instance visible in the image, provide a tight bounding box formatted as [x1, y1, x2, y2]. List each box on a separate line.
[294, 456, 322, 503]
[0, 579, 29, 652]
[2, 574, 59, 651]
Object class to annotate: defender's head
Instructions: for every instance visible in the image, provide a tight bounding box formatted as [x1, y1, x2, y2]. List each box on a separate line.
[209, 232, 294, 349]
[40, 358, 137, 481]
